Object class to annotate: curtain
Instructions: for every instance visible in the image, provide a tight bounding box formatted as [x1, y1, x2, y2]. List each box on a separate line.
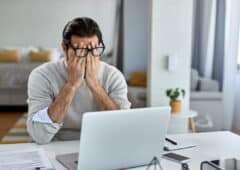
[192, 0, 225, 89]
[116, 0, 124, 72]
[112, 0, 124, 72]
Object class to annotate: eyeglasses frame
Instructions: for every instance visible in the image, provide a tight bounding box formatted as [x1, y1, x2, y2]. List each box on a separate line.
[66, 41, 105, 58]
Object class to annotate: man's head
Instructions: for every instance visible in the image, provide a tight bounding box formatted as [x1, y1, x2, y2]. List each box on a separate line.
[62, 17, 105, 59]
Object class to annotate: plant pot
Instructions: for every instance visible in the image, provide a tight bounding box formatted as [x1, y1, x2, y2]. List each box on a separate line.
[170, 100, 181, 114]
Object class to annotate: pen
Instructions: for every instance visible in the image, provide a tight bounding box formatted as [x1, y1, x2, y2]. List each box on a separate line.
[35, 167, 47, 170]
[35, 167, 54, 170]
[165, 137, 178, 145]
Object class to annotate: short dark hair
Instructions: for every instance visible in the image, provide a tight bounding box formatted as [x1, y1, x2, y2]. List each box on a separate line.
[62, 17, 103, 45]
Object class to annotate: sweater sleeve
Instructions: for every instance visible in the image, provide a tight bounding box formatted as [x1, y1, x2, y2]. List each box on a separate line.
[107, 67, 131, 109]
[32, 107, 53, 123]
[27, 68, 62, 144]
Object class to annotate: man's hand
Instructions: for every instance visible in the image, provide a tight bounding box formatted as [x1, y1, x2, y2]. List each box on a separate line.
[85, 54, 120, 111]
[85, 55, 100, 89]
[48, 44, 86, 123]
[67, 54, 86, 90]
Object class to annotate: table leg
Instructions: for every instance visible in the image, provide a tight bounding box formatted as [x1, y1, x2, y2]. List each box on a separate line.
[189, 118, 196, 133]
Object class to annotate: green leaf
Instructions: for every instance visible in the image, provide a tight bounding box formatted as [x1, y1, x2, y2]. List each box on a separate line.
[166, 88, 185, 100]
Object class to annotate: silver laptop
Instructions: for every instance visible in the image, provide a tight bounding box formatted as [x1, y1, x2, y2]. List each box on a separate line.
[56, 107, 170, 170]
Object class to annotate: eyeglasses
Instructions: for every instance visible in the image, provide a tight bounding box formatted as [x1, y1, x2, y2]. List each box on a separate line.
[67, 42, 105, 57]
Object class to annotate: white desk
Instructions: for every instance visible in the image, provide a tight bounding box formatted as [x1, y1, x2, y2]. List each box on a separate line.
[0, 131, 239, 170]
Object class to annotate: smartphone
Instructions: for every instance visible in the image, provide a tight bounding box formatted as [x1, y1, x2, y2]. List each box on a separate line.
[162, 152, 190, 163]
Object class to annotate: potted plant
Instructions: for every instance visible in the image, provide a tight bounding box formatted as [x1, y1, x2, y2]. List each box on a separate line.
[166, 88, 185, 114]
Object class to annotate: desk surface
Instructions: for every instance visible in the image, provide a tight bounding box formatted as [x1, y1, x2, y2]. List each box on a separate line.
[0, 131, 239, 170]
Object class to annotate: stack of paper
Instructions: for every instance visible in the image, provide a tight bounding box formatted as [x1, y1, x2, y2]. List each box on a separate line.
[0, 148, 54, 170]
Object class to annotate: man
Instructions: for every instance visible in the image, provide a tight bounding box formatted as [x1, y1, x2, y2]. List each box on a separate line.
[27, 17, 131, 144]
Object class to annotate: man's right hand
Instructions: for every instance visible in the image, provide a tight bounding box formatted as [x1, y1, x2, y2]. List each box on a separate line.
[48, 43, 86, 123]
[67, 55, 86, 90]
[48, 55, 86, 124]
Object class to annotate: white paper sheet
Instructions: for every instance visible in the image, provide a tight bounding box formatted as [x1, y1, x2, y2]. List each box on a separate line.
[0, 148, 54, 170]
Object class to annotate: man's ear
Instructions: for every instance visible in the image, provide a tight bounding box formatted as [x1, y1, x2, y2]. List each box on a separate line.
[61, 42, 67, 52]
[61, 42, 68, 60]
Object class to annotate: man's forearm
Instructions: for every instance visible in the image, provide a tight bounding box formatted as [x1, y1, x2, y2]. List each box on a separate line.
[48, 83, 77, 123]
[89, 82, 120, 110]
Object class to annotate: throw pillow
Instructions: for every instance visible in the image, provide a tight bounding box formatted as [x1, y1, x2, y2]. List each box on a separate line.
[128, 72, 147, 87]
[29, 50, 52, 62]
[0, 49, 20, 62]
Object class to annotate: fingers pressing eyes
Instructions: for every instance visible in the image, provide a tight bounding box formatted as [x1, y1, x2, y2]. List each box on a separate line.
[79, 42, 84, 48]
[91, 41, 97, 48]
[80, 57, 86, 67]
[77, 43, 86, 57]
[87, 54, 91, 67]
[69, 41, 100, 59]
[86, 55, 99, 69]
[88, 44, 92, 56]
[73, 43, 78, 48]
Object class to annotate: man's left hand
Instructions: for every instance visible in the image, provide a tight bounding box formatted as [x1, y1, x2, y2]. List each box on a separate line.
[85, 54, 120, 110]
[85, 55, 100, 89]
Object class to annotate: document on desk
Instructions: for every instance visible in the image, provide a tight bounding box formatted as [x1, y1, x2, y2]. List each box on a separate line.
[164, 136, 197, 151]
[0, 148, 54, 170]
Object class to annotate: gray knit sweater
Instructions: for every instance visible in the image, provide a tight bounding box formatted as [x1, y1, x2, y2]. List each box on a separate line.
[27, 58, 131, 144]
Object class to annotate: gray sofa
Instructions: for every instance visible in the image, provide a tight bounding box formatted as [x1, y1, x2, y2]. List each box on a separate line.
[0, 47, 61, 107]
[0, 63, 42, 106]
[190, 69, 224, 131]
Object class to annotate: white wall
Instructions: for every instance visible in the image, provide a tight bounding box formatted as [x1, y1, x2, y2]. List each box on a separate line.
[147, 0, 193, 110]
[0, 0, 117, 52]
[123, 0, 148, 79]
[224, 0, 240, 130]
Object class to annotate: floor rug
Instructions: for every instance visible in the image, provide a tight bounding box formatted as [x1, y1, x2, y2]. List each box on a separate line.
[0, 113, 31, 144]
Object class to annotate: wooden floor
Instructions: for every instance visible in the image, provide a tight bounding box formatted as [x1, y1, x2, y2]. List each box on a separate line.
[0, 112, 24, 140]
